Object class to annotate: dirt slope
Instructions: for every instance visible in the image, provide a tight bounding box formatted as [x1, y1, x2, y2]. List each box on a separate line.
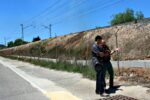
[0, 18, 150, 60]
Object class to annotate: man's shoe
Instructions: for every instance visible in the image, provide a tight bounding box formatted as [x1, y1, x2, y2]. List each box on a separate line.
[104, 89, 110, 94]
[109, 84, 114, 88]
[95, 90, 100, 94]
[100, 92, 109, 97]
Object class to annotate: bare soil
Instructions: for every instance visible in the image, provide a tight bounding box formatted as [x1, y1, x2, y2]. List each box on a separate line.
[114, 67, 150, 88]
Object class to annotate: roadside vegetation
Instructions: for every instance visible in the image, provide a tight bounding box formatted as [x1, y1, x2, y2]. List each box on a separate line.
[3, 55, 150, 88]
[6, 56, 96, 80]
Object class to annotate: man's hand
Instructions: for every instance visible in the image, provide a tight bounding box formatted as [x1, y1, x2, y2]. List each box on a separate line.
[98, 52, 104, 57]
[115, 48, 120, 52]
[110, 48, 120, 55]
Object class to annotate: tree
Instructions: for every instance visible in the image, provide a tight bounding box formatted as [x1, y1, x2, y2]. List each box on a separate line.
[13, 39, 28, 46]
[135, 11, 144, 20]
[124, 8, 135, 22]
[111, 8, 144, 25]
[111, 13, 125, 25]
[7, 41, 14, 47]
[32, 36, 41, 42]
[7, 39, 28, 48]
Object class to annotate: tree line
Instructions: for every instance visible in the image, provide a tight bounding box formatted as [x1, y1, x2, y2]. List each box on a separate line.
[111, 8, 144, 25]
[7, 36, 41, 47]
[7, 8, 145, 47]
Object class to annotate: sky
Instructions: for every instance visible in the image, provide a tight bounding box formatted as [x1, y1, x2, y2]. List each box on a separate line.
[0, 0, 150, 45]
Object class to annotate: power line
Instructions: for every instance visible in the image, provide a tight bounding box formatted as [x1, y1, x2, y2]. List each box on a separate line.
[26, 0, 87, 38]
[42, 24, 52, 38]
[23, 0, 61, 24]
[38, 0, 123, 38]
[26, 0, 83, 23]
[21, 0, 123, 39]
[41, 0, 88, 23]
[20, 24, 33, 40]
[25, 0, 87, 26]
[52, 0, 122, 25]
[49, 0, 103, 22]
[47, 0, 110, 24]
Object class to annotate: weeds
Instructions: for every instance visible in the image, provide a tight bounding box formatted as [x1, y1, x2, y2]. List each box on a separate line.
[5, 56, 96, 80]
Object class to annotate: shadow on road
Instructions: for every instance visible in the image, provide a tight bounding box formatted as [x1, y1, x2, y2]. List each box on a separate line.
[95, 85, 123, 100]
[106, 85, 122, 94]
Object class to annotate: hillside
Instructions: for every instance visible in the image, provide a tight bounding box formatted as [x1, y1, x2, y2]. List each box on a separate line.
[0, 44, 6, 50]
[0, 18, 150, 60]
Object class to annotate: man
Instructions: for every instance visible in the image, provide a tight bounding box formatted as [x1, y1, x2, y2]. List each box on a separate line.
[102, 40, 119, 89]
[92, 35, 106, 96]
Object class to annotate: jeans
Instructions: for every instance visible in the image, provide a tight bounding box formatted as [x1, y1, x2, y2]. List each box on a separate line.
[95, 64, 105, 94]
[103, 61, 114, 87]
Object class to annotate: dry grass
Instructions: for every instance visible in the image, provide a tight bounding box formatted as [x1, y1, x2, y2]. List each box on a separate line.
[115, 67, 150, 87]
[1, 18, 150, 60]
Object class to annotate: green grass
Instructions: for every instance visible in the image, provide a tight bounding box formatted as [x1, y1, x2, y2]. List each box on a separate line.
[5, 56, 96, 80]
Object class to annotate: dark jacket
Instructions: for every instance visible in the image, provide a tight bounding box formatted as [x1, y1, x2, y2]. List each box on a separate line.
[92, 43, 103, 67]
[103, 44, 111, 62]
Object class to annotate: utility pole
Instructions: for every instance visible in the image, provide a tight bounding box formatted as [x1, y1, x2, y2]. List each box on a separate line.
[49, 24, 52, 38]
[4, 37, 6, 46]
[115, 27, 120, 75]
[55, 41, 58, 62]
[55, 33, 57, 38]
[42, 24, 52, 38]
[20, 24, 33, 40]
[86, 35, 90, 66]
[20, 24, 24, 40]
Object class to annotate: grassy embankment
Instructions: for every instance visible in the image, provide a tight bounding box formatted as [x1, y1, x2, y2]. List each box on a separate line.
[5, 56, 150, 87]
[6, 56, 96, 80]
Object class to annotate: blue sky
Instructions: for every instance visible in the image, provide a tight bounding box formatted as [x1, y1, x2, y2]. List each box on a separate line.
[0, 0, 150, 45]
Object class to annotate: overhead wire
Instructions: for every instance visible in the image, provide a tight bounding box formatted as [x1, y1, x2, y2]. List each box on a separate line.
[52, 0, 123, 25]
[41, 0, 88, 23]
[21, 0, 124, 39]
[23, 0, 63, 24]
[24, 0, 85, 25]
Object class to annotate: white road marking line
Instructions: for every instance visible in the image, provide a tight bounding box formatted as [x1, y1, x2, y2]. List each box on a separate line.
[0, 59, 82, 100]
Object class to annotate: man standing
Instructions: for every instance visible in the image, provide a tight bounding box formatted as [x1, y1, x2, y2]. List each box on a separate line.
[102, 40, 119, 89]
[92, 35, 106, 95]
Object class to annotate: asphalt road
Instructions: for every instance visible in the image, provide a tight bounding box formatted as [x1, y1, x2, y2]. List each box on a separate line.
[0, 63, 49, 100]
[0, 57, 150, 100]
